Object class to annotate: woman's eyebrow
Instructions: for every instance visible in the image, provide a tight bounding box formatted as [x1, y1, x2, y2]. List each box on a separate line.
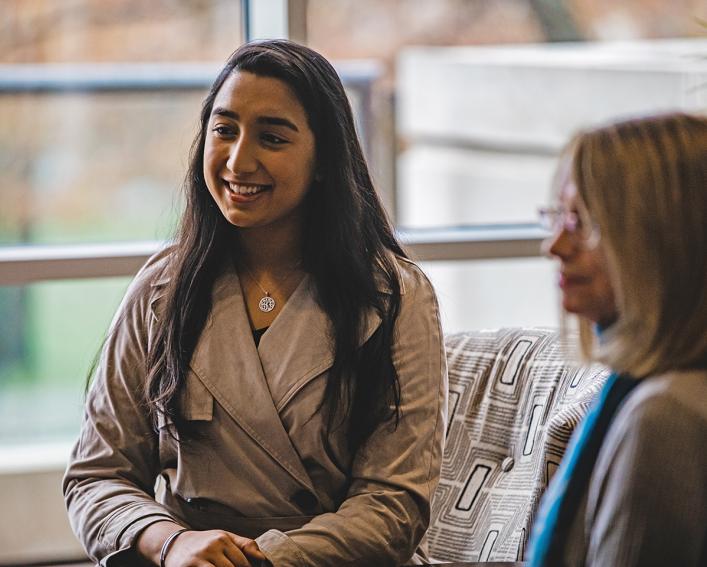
[211, 107, 299, 133]
[212, 106, 238, 119]
[256, 116, 299, 132]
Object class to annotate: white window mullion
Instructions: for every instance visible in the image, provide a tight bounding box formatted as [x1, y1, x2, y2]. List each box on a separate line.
[244, 0, 307, 43]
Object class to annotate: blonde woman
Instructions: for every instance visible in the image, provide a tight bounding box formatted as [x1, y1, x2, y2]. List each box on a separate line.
[527, 112, 707, 567]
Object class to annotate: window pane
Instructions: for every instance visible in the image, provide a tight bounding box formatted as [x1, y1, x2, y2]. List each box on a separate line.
[1, 91, 204, 245]
[0, 278, 130, 446]
[3, 0, 243, 64]
[420, 258, 559, 334]
[307, 0, 707, 228]
[1, 0, 246, 246]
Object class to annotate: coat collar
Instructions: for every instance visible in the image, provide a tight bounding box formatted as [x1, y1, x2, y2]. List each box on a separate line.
[147, 252, 399, 489]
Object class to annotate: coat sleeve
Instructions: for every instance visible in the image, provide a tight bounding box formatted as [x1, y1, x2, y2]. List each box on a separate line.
[63, 258, 183, 564]
[256, 262, 449, 566]
[584, 390, 707, 567]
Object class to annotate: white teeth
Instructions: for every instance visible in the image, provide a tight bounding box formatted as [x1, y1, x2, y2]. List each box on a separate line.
[227, 183, 266, 195]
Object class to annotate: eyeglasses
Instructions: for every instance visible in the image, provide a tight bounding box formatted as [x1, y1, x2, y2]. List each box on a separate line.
[538, 206, 600, 249]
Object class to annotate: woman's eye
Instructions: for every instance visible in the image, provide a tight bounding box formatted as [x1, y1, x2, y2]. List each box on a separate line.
[212, 125, 235, 137]
[262, 133, 287, 145]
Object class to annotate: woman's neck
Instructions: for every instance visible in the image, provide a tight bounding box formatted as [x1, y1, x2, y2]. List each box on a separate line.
[234, 224, 304, 274]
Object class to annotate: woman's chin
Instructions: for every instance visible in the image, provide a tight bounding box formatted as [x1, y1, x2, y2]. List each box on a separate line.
[561, 296, 592, 321]
[562, 298, 617, 326]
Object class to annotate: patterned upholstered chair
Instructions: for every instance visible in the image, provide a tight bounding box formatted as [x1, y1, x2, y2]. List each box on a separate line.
[426, 328, 610, 563]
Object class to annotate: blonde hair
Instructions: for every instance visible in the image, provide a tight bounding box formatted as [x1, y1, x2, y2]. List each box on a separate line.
[564, 112, 707, 377]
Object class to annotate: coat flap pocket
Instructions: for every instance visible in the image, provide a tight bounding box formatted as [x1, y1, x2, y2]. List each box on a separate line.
[155, 372, 213, 430]
[181, 370, 214, 421]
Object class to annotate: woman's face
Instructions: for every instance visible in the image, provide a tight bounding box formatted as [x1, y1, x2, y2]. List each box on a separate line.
[203, 71, 316, 235]
[543, 180, 617, 326]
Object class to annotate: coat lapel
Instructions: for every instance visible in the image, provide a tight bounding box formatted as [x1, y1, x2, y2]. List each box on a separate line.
[146, 252, 406, 490]
[257, 276, 335, 412]
[258, 276, 388, 413]
[187, 262, 315, 492]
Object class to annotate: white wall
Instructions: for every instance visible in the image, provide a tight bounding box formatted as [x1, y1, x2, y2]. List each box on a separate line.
[0, 443, 84, 563]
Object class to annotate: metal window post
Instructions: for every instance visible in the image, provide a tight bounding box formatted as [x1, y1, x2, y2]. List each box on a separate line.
[242, 0, 307, 43]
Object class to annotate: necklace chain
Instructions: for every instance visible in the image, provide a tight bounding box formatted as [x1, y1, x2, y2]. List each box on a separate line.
[239, 260, 301, 313]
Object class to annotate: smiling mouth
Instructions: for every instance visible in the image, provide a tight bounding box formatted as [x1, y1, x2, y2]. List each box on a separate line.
[224, 181, 272, 196]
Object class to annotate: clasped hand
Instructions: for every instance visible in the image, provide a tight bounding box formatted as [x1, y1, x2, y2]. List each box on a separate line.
[139, 522, 270, 567]
[165, 528, 269, 567]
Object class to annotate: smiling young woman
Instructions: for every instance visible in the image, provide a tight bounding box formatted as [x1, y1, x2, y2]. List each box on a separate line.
[203, 71, 317, 236]
[528, 112, 707, 567]
[63, 41, 448, 567]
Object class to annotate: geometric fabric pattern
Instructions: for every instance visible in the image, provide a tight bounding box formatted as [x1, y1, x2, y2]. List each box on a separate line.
[427, 328, 610, 562]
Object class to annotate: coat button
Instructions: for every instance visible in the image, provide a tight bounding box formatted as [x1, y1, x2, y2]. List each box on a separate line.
[291, 489, 318, 512]
[501, 456, 515, 472]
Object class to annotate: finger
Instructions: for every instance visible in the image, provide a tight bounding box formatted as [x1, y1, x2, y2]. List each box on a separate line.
[242, 541, 267, 561]
[221, 543, 251, 567]
[229, 534, 267, 561]
[209, 556, 240, 567]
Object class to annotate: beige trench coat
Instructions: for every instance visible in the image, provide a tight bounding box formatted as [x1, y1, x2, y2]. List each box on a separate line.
[63, 249, 448, 566]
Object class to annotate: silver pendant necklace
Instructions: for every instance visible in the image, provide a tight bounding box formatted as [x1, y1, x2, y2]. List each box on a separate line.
[244, 268, 277, 313]
[240, 262, 299, 313]
[258, 293, 276, 313]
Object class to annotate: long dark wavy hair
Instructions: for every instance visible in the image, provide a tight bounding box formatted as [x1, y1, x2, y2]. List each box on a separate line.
[145, 40, 407, 451]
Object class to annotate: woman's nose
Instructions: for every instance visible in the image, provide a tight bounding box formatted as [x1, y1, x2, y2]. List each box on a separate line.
[542, 227, 575, 260]
[226, 138, 258, 174]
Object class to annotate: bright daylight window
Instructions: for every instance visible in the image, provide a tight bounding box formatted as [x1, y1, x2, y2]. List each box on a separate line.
[1, 0, 243, 447]
[306, 0, 707, 333]
[1, 0, 706, 450]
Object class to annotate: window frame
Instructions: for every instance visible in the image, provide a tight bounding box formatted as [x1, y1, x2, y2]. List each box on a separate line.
[0, 45, 546, 287]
